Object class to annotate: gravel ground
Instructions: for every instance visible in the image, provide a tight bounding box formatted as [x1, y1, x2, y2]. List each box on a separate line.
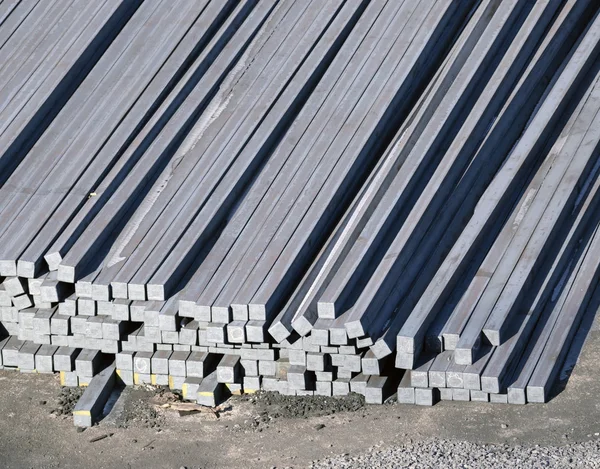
[311, 439, 600, 468]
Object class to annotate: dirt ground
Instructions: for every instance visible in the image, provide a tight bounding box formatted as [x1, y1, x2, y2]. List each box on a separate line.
[1, 322, 599, 469]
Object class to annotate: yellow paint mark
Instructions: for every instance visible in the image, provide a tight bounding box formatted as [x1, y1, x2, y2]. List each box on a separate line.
[226, 384, 242, 395]
[60, 371, 66, 386]
[134, 373, 140, 385]
[151, 374, 157, 385]
[244, 389, 257, 394]
[198, 391, 213, 397]
[182, 383, 188, 397]
[168, 375, 174, 389]
[73, 410, 91, 417]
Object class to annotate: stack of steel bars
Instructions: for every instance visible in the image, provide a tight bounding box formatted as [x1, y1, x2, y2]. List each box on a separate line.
[1, 0, 600, 411]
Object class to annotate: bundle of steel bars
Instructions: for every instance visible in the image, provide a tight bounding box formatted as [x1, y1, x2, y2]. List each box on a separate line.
[1, 0, 600, 412]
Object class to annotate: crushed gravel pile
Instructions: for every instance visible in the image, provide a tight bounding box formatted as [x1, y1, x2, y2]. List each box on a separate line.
[311, 439, 600, 468]
[50, 387, 84, 417]
[229, 391, 365, 433]
[120, 387, 165, 429]
[243, 391, 365, 419]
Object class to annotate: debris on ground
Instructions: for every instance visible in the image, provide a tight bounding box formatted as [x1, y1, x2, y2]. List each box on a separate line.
[50, 387, 84, 418]
[160, 402, 221, 418]
[89, 433, 113, 443]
